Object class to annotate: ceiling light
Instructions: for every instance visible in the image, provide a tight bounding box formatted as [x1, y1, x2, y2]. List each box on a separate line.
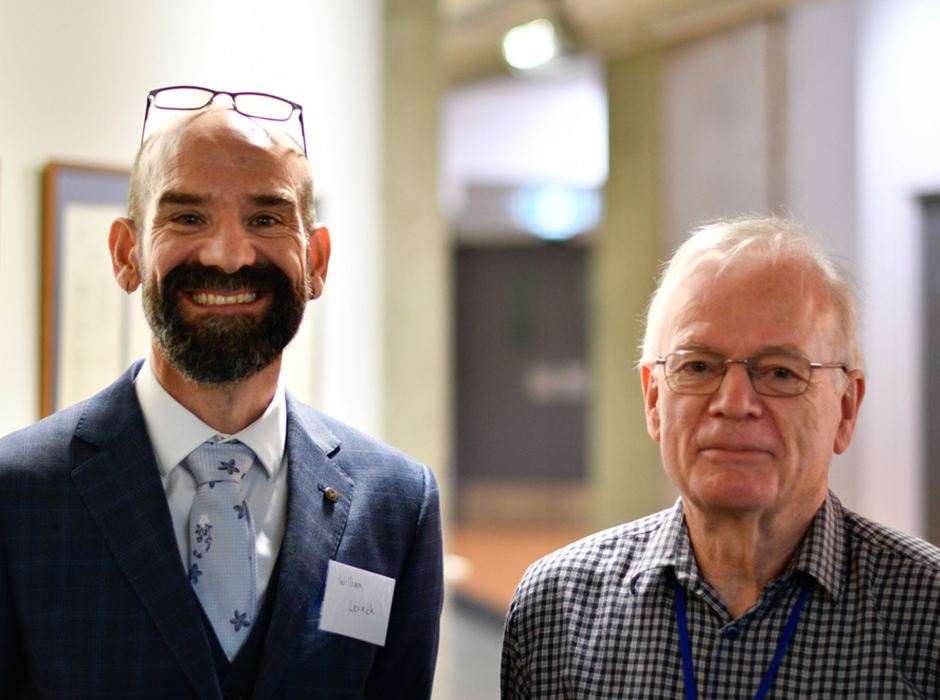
[513, 184, 601, 241]
[502, 18, 564, 71]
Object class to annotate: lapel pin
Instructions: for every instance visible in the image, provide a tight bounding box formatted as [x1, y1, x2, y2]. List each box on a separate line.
[323, 486, 338, 503]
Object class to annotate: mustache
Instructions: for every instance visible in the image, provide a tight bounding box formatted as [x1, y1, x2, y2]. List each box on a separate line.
[160, 261, 294, 294]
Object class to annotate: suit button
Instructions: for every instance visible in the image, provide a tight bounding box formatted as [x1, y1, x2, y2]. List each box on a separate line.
[224, 690, 247, 700]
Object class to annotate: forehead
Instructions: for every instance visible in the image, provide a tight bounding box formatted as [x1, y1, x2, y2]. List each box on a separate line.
[659, 253, 839, 356]
[141, 110, 307, 207]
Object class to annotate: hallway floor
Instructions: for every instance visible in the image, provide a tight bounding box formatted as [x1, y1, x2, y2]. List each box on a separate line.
[439, 524, 589, 699]
[449, 524, 589, 611]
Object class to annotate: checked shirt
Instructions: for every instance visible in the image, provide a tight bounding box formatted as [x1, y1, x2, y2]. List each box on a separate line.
[501, 492, 940, 699]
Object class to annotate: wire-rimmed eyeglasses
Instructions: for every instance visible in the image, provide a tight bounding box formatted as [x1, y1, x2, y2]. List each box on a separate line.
[140, 85, 307, 155]
[654, 350, 848, 397]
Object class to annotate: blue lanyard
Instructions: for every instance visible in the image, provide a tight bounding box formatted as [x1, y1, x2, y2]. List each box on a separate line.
[675, 582, 811, 700]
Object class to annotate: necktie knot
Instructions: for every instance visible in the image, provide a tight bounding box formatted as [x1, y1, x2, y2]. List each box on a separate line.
[185, 441, 255, 486]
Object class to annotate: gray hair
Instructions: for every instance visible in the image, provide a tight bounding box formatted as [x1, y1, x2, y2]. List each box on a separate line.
[640, 216, 863, 370]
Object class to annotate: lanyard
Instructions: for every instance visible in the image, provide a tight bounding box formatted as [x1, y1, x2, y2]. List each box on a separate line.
[675, 582, 811, 700]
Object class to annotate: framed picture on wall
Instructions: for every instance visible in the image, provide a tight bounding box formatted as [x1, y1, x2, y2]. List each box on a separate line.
[41, 163, 149, 417]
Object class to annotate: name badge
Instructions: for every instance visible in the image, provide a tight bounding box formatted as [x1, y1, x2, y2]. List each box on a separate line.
[319, 561, 396, 646]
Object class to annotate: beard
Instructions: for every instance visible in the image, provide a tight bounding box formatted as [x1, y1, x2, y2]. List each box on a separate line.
[141, 261, 307, 387]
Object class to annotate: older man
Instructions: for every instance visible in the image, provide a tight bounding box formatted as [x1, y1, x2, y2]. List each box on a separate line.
[0, 87, 443, 699]
[502, 218, 940, 698]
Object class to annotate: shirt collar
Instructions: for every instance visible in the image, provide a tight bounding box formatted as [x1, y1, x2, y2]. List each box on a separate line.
[627, 499, 686, 594]
[784, 491, 845, 602]
[134, 357, 287, 479]
[626, 492, 845, 603]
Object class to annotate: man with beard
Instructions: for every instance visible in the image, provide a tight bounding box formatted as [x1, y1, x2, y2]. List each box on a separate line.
[0, 87, 444, 700]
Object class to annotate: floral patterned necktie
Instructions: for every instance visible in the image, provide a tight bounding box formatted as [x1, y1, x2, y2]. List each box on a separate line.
[186, 440, 257, 660]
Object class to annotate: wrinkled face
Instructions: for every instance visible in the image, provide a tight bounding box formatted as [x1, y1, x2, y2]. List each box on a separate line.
[641, 254, 863, 524]
[133, 109, 328, 385]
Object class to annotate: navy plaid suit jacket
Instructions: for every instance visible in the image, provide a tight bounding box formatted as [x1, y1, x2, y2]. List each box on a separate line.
[0, 362, 443, 699]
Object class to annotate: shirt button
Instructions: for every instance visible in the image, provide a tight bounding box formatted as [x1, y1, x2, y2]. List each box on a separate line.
[724, 626, 741, 641]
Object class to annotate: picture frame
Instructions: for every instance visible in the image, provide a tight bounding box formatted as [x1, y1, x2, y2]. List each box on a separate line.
[41, 163, 148, 416]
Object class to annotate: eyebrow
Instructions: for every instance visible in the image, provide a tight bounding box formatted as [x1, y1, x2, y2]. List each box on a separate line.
[155, 191, 298, 210]
[157, 191, 206, 208]
[250, 194, 297, 210]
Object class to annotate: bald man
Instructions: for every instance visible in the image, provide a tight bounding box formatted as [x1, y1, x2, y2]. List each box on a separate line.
[0, 87, 443, 700]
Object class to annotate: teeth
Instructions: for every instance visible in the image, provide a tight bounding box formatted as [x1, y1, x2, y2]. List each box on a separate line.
[193, 292, 258, 306]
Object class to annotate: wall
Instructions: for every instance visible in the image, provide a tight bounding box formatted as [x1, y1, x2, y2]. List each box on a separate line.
[856, 0, 940, 536]
[657, 0, 934, 536]
[0, 0, 384, 437]
[441, 57, 608, 218]
[663, 18, 779, 248]
[786, 0, 862, 509]
[592, 49, 667, 529]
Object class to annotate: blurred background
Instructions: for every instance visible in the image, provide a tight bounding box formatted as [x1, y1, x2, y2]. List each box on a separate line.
[2, 0, 939, 697]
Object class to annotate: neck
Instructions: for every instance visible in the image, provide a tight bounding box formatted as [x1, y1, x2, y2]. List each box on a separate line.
[150, 347, 281, 434]
[683, 501, 820, 618]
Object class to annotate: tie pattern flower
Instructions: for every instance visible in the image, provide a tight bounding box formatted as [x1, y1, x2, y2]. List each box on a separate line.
[186, 440, 257, 660]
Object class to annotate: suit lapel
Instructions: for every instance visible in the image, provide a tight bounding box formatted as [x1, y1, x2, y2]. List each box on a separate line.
[254, 397, 354, 700]
[70, 366, 222, 700]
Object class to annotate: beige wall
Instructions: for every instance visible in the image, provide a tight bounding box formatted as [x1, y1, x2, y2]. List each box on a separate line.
[383, 0, 453, 511]
[589, 50, 671, 531]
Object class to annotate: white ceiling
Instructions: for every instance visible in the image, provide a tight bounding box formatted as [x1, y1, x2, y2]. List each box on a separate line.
[440, 0, 806, 84]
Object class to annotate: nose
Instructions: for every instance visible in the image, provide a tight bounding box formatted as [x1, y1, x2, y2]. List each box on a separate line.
[708, 361, 764, 418]
[195, 217, 258, 274]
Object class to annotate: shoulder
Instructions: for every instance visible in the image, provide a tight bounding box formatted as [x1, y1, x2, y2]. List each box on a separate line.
[285, 395, 436, 495]
[503, 508, 674, 691]
[511, 509, 671, 614]
[839, 501, 940, 639]
[0, 366, 142, 482]
[837, 504, 940, 688]
[842, 505, 940, 582]
[0, 401, 92, 475]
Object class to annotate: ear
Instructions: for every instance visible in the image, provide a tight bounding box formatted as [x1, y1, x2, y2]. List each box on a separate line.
[641, 363, 663, 443]
[833, 369, 865, 455]
[306, 224, 331, 300]
[109, 217, 141, 293]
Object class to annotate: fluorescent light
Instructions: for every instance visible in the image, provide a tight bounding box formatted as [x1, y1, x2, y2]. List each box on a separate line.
[513, 184, 601, 241]
[502, 18, 563, 71]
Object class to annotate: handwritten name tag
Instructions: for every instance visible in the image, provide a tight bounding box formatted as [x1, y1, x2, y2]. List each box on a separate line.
[319, 561, 396, 646]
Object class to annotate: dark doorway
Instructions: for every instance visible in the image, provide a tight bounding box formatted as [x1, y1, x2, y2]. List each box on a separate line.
[455, 244, 588, 526]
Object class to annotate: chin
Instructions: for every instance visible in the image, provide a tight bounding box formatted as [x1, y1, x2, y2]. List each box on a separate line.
[693, 476, 779, 514]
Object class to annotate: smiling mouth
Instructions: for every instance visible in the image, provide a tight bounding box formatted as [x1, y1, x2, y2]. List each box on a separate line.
[190, 291, 259, 306]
